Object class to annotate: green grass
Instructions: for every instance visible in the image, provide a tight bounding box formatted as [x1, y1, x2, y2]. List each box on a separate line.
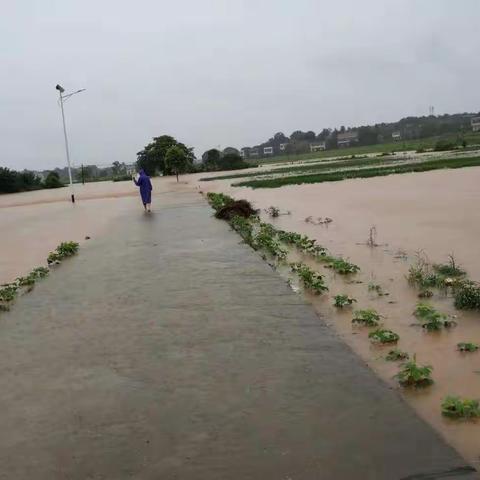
[247, 131, 480, 166]
[200, 155, 397, 182]
[233, 156, 480, 189]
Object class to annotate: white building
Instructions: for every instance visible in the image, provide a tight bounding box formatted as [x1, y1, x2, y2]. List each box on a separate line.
[471, 117, 480, 132]
[310, 142, 326, 152]
[392, 131, 402, 141]
[263, 146, 273, 155]
[279, 143, 288, 151]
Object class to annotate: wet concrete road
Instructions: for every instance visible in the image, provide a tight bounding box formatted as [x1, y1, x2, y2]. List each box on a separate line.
[0, 191, 477, 479]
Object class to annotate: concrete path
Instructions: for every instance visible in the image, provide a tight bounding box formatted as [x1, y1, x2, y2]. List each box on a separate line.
[0, 191, 477, 480]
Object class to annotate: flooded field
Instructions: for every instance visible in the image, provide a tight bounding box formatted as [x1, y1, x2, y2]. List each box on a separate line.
[195, 166, 480, 468]
[0, 178, 186, 284]
[1, 167, 479, 467]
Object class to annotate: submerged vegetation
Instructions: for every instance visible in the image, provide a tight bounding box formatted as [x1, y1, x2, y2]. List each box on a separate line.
[47, 241, 80, 264]
[396, 356, 433, 388]
[385, 349, 409, 361]
[441, 396, 480, 419]
[290, 263, 328, 294]
[454, 281, 480, 310]
[333, 294, 357, 308]
[352, 309, 381, 327]
[457, 342, 479, 353]
[413, 303, 454, 331]
[368, 328, 400, 344]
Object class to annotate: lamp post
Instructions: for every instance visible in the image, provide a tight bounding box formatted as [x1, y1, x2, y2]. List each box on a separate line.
[55, 84, 85, 203]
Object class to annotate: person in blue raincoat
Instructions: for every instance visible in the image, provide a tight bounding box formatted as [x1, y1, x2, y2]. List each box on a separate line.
[133, 169, 153, 212]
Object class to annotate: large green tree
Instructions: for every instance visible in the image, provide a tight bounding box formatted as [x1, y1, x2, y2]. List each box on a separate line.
[165, 145, 189, 182]
[44, 171, 63, 189]
[136, 135, 194, 176]
[202, 149, 221, 171]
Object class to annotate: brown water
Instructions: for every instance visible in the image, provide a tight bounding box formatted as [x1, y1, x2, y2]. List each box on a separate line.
[2, 170, 479, 466]
[194, 167, 480, 468]
[0, 178, 187, 284]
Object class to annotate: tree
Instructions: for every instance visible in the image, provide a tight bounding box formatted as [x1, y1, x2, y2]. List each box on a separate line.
[165, 145, 188, 182]
[217, 153, 249, 171]
[202, 149, 221, 171]
[137, 135, 195, 176]
[44, 171, 63, 189]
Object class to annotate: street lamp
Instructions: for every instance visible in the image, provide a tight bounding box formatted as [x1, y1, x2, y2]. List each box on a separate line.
[55, 84, 85, 203]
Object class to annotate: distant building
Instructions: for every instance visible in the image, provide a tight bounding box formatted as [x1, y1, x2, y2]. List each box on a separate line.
[263, 146, 273, 155]
[471, 117, 480, 132]
[250, 148, 260, 157]
[392, 131, 402, 141]
[125, 164, 136, 175]
[279, 143, 288, 151]
[337, 131, 359, 148]
[310, 142, 326, 152]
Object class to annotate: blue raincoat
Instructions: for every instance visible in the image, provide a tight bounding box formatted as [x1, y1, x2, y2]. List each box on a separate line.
[134, 170, 152, 204]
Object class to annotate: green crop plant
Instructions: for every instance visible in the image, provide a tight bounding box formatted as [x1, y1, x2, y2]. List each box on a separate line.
[457, 342, 479, 352]
[230, 215, 254, 245]
[352, 309, 381, 327]
[333, 294, 357, 308]
[441, 396, 480, 419]
[206, 192, 234, 211]
[385, 349, 409, 361]
[0, 284, 19, 302]
[396, 355, 433, 387]
[368, 328, 399, 344]
[323, 256, 360, 274]
[454, 281, 480, 310]
[414, 303, 451, 331]
[48, 241, 80, 264]
[290, 263, 328, 294]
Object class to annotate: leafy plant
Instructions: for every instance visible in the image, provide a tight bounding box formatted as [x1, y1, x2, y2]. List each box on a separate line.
[457, 342, 479, 352]
[385, 349, 409, 361]
[414, 303, 452, 331]
[396, 355, 433, 387]
[368, 328, 399, 344]
[48, 241, 79, 264]
[352, 309, 381, 327]
[230, 215, 254, 245]
[0, 284, 19, 302]
[290, 263, 328, 294]
[454, 281, 480, 310]
[441, 396, 480, 419]
[323, 256, 360, 274]
[254, 228, 287, 260]
[206, 192, 234, 211]
[333, 294, 357, 308]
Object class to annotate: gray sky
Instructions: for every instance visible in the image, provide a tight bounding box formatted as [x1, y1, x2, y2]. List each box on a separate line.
[2, 0, 480, 170]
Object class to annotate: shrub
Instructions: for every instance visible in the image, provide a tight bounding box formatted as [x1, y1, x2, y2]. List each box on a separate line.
[454, 282, 480, 310]
[290, 263, 328, 294]
[396, 356, 433, 387]
[385, 349, 409, 361]
[333, 294, 357, 308]
[441, 396, 480, 419]
[433, 257, 465, 277]
[0, 284, 19, 302]
[352, 309, 381, 327]
[457, 342, 479, 353]
[368, 328, 399, 344]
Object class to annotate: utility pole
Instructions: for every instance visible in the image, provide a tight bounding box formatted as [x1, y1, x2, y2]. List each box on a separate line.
[81, 164, 85, 185]
[55, 84, 85, 203]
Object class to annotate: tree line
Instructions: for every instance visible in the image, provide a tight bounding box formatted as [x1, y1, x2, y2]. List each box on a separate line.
[0, 168, 63, 194]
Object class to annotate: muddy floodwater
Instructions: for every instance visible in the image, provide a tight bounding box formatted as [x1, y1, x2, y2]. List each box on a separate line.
[196, 166, 480, 468]
[1, 168, 480, 467]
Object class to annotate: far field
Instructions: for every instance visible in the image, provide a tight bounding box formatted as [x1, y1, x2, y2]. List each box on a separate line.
[248, 131, 480, 166]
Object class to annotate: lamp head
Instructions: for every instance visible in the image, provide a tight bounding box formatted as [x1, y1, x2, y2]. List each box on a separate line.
[55, 84, 65, 93]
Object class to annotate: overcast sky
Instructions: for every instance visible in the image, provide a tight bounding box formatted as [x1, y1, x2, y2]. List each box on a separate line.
[2, 0, 480, 170]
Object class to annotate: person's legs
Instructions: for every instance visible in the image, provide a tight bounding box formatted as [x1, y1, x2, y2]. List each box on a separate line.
[143, 203, 147, 211]
[146, 203, 151, 212]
